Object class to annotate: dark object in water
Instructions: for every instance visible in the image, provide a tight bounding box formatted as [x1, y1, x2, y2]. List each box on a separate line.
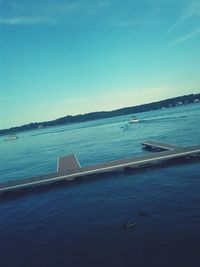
[138, 211, 149, 218]
[123, 221, 136, 229]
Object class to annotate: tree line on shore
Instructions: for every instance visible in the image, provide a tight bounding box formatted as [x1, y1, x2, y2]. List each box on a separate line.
[1, 93, 199, 135]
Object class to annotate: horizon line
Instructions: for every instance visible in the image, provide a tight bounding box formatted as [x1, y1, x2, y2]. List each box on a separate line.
[1, 92, 199, 132]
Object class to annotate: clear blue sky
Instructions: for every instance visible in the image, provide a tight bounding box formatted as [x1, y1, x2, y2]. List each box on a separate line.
[0, 0, 200, 129]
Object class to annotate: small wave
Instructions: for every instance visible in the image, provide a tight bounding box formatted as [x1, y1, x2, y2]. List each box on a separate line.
[29, 128, 71, 137]
[139, 115, 188, 123]
[120, 124, 131, 132]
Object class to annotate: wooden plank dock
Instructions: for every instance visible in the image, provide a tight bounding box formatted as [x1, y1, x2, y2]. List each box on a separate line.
[0, 141, 199, 193]
[141, 140, 181, 151]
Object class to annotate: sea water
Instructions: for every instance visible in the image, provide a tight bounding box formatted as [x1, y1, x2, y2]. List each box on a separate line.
[0, 103, 200, 267]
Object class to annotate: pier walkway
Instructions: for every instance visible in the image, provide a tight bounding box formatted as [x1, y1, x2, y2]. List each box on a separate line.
[0, 141, 199, 193]
[141, 140, 181, 151]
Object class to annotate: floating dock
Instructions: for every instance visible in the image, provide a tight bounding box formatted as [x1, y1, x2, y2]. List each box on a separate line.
[141, 140, 181, 151]
[0, 141, 199, 193]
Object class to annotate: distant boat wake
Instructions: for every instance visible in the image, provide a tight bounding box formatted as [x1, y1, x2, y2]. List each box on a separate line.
[140, 114, 188, 123]
[120, 114, 191, 132]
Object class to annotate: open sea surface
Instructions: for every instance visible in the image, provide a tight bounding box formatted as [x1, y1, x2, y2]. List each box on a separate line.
[0, 103, 200, 267]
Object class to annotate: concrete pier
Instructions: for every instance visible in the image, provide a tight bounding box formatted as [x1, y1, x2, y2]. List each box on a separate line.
[0, 141, 199, 193]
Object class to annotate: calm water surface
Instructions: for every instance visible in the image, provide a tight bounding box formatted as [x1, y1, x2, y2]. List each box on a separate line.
[0, 104, 200, 267]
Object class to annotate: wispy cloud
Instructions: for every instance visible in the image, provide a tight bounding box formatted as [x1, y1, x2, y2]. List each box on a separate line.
[169, 27, 200, 47]
[165, 1, 200, 47]
[0, 0, 165, 27]
[167, 0, 200, 32]
[0, 0, 111, 25]
[0, 16, 52, 25]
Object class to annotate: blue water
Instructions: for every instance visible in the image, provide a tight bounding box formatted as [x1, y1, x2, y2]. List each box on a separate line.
[0, 103, 200, 267]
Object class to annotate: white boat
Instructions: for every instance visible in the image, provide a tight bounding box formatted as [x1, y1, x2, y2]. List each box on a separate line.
[130, 116, 139, 123]
[5, 135, 19, 141]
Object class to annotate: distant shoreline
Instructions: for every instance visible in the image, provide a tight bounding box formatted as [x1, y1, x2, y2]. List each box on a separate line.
[0, 93, 199, 136]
